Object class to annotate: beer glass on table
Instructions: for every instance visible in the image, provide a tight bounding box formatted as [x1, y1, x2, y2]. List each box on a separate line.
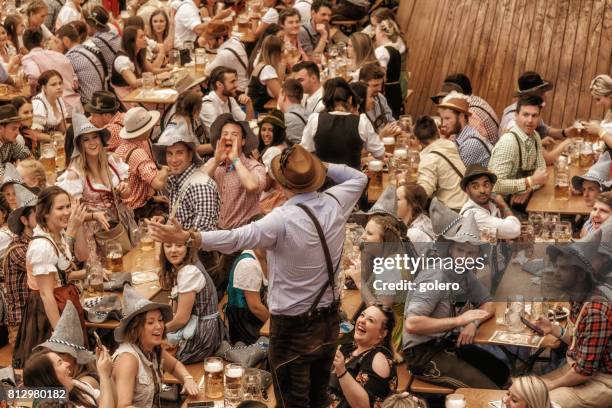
[141, 72, 155, 96]
[554, 221, 572, 242]
[579, 141, 594, 167]
[480, 226, 497, 244]
[204, 357, 224, 399]
[183, 40, 195, 61]
[40, 143, 56, 181]
[53, 132, 66, 172]
[87, 263, 104, 297]
[382, 136, 395, 154]
[554, 155, 570, 201]
[243, 368, 261, 400]
[169, 49, 181, 68]
[445, 394, 466, 408]
[139, 221, 155, 251]
[224, 364, 244, 407]
[194, 49, 207, 74]
[368, 160, 384, 191]
[104, 242, 124, 273]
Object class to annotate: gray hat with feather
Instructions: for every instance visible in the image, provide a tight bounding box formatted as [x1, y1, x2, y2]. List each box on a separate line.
[34, 301, 95, 364]
[429, 198, 462, 238]
[153, 124, 203, 166]
[71, 113, 110, 159]
[7, 183, 38, 235]
[571, 152, 612, 192]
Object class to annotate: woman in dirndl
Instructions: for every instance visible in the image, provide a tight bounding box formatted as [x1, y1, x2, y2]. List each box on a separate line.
[13, 186, 89, 368]
[56, 113, 130, 264]
[159, 241, 224, 364]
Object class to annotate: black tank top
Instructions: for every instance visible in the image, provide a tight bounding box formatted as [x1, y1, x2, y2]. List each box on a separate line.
[314, 113, 363, 169]
[247, 65, 273, 112]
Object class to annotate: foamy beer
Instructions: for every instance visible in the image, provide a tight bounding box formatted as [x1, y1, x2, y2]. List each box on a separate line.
[368, 160, 383, 190]
[224, 363, 244, 387]
[237, 16, 249, 30]
[195, 49, 207, 74]
[204, 357, 224, 399]
[104, 243, 123, 272]
[40, 143, 56, 179]
[382, 137, 395, 154]
[579, 142, 594, 167]
[554, 155, 570, 200]
[53, 133, 66, 172]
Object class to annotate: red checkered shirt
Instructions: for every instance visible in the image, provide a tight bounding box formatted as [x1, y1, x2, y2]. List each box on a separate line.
[213, 154, 266, 229]
[115, 139, 158, 210]
[105, 112, 126, 152]
[468, 95, 500, 145]
[2, 234, 31, 326]
[567, 295, 612, 376]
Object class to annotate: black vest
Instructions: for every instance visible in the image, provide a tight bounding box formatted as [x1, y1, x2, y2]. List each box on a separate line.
[247, 65, 272, 112]
[314, 113, 363, 169]
[385, 46, 401, 83]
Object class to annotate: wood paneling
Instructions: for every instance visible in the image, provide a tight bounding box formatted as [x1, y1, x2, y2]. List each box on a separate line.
[397, 0, 612, 126]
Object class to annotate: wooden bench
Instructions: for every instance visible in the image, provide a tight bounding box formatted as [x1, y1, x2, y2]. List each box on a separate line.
[397, 363, 454, 395]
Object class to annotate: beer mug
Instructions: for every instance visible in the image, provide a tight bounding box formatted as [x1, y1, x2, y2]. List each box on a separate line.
[139, 221, 155, 252]
[408, 149, 420, 181]
[183, 40, 195, 61]
[243, 368, 261, 399]
[445, 394, 466, 408]
[382, 137, 395, 154]
[169, 49, 181, 68]
[142, 72, 155, 96]
[224, 363, 244, 407]
[204, 357, 224, 399]
[40, 143, 57, 180]
[195, 49, 207, 74]
[579, 141, 594, 167]
[53, 132, 66, 172]
[368, 160, 384, 191]
[554, 155, 570, 201]
[554, 221, 572, 242]
[87, 263, 104, 296]
[104, 242, 124, 273]
[505, 297, 525, 333]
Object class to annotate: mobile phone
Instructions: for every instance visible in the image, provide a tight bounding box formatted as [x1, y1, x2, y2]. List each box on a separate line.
[520, 316, 544, 336]
[93, 331, 103, 348]
[186, 402, 214, 407]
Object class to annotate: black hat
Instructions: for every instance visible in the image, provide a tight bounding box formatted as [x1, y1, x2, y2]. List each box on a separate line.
[514, 71, 553, 96]
[84, 5, 110, 30]
[84, 91, 121, 114]
[0, 105, 22, 124]
[460, 164, 497, 191]
[210, 113, 258, 155]
[259, 109, 286, 129]
[430, 82, 463, 104]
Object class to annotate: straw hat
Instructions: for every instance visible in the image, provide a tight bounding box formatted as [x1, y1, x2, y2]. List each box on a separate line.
[429, 198, 462, 238]
[7, 183, 38, 235]
[71, 113, 110, 159]
[114, 285, 172, 342]
[571, 152, 612, 192]
[270, 145, 327, 193]
[437, 93, 471, 116]
[154, 125, 203, 166]
[34, 301, 95, 364]
[119, 107, 161, 140]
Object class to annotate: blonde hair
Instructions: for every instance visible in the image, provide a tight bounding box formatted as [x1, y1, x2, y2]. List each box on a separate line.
[73, 133, 112, 188]
[349, 32, 378, 67]
[378, 19, 401, 43]
[511, 376, 552, 408]
[381, 393, 427, 408]
[590, 74, 612, 97]
[17, 159, 47, 189]
[25, 0, 48, 17]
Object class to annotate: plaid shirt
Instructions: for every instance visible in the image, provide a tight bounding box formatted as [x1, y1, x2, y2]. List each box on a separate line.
[567, 295, 612, 376]
[455, 124, 493, 168]
[66, 44, 105, 105]
[213, 154, 266, 229]
[468, 95, 500, 145]
[168, 164, 220, 231]
[115, 140, 158, 210]
[105, 112, 125, 152]
[2, 234, 31, 326]
[489, 124, 546, 195]
[91, 31, 121, 76]
[0, 143, 31, 174]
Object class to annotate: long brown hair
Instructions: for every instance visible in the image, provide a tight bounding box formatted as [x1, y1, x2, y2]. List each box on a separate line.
[73, 131, 113, 189]
[148, 9, 169, 42]
[3, 14, 22, 51]
[23, 350, 96, 408]
[159, 243, 199, 290]
[349, 32, 377, 67]
[397, 183, 428, 223]
[36, 186, 70, 230]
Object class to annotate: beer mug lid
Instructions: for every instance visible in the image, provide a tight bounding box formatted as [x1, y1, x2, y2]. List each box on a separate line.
[369, 160, 383, 171]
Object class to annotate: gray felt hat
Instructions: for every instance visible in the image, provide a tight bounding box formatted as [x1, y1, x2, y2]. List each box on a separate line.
[114, 285, 173, 342]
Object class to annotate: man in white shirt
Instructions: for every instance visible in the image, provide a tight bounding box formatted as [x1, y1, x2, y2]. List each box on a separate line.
[459, 164, 521, 239]
[173, 0, 231, 48]
[278, 79, 309, 145]
[201, 66, 254, 132]
[292, 61, 324, 115]
[205, 34, 249, 92]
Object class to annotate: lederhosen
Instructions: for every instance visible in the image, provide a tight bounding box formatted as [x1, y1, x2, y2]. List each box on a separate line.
[366, 95, 391, 133]
[508, 131, 539, 211]
[384, 46, 403, 119]
[247, 65, 273, 113]
[12, 236, 88, 368]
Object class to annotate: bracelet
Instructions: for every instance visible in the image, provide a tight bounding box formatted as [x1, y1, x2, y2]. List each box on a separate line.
[600, 129, 607, 139]
[338, 370, 348, 379]
[562, 129, 567, 138]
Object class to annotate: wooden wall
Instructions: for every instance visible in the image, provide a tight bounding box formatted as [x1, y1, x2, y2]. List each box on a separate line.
[397, 0, 612, 127]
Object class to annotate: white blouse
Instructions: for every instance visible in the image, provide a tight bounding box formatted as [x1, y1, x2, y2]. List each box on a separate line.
[27, 225, 72, 285]
[32, 92, 67, 131]
[170, 264, 206, 299]
[114, 55, 135, 76]
[56, 155, 129, 198]
[56, 1, 83, 31]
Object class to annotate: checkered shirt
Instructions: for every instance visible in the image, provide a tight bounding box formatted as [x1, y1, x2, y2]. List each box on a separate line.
[213, 154, 267, 229]
[115, 140, 158, 210]
[168, 164, 220, 231]
[468, 95, 500, 145]
[499, 102, 549, 139]
[66, 44, 105, 105]
[456, 124, 493, 168]
[0, 144, 31, 174]
[91, 31, 121, 76]
[2, 234, 31, 326]
[568, 296, 612, 375]
[105, 112, 125, 152]
[488, 125, 546, 194]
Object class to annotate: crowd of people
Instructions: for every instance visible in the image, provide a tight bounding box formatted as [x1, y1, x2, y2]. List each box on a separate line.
[0, 0, 609, 407]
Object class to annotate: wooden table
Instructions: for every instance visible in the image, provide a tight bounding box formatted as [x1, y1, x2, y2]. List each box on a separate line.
[526, 165, 590, 215]
[123, 87, 179, 105]
[455, 388, 506, 408]
[259, 288, 363, 337]
[84, 243, 163, 329]
[0, 83, 30, 102]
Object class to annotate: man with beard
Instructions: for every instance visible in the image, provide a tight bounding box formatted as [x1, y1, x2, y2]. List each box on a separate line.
[438, 92, 493, 168]
[298, 0, 333, 55]
[201, 66, 255, 132]
[403, 210, 508, 389]
[459, 164, 520, 239]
